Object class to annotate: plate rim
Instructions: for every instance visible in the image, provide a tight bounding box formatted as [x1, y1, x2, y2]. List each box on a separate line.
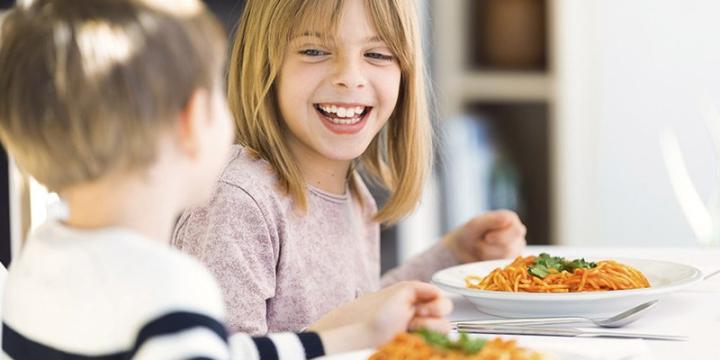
[316, 343, 599, 360]
[431, 257, 703, 301]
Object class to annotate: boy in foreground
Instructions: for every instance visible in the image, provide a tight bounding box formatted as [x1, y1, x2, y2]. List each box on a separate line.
[0, 0, 451, 358]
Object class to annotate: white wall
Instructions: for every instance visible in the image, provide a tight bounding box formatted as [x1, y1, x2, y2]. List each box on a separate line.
[556, 0, 720, 246]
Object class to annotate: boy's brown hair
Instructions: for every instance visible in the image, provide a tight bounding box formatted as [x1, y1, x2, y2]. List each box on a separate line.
[0, 0, 227, 192]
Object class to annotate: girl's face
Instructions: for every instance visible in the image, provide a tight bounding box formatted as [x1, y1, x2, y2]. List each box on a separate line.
[277, 0, 401, 166]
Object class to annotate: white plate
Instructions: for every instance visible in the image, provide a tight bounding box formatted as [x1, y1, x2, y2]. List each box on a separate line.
[317, 334, 605, 360]
[318, 345, 596, 360]
[432, 258, 702, 318]
[318, 350, 596, 360]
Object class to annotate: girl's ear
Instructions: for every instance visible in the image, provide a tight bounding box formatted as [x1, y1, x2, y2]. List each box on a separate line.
[176, 88, 211, 159]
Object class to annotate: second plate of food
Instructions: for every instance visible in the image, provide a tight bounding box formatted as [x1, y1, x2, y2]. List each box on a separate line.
[318, 331, 598, 360]
[431, 254, 702, 318]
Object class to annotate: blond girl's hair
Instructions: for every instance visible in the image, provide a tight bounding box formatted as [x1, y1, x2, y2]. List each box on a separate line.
[0, 0, 226, 192]
[228, 0, 431, 224]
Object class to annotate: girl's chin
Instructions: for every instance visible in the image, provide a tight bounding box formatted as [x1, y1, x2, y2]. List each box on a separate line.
[315, 144, 369, 163]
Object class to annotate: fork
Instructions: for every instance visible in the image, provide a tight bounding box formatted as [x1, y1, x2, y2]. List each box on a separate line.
[452, 300, 657, 329]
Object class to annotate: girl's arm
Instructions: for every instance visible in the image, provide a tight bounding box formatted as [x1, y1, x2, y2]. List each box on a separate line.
[380, 210, 526, 286]
[173, 181, 279, 334]
[379, 241, 458, 286]
[229, 281, 452, 359]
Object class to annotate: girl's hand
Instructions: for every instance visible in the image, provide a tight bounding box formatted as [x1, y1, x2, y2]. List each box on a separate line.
[443, 210, 527, 263]
[309, 281, 452, 354]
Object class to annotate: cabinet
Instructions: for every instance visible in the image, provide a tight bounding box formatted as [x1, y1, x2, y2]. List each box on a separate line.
[395, 0, 720, 261]
[430, 0, 553, 246]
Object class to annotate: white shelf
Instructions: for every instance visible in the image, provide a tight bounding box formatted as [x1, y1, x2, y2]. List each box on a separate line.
[459, 71, 553, 102]
[399, 0, 557, 252]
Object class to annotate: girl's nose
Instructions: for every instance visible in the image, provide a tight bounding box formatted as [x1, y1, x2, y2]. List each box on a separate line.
[331, 56, 367, 90]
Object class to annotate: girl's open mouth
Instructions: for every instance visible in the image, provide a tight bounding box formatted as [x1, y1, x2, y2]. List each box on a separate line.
[314, 103, 372, 134]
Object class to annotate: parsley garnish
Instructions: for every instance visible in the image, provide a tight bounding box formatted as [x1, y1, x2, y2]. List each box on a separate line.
[528, 253, 596, 279]
[415, 329, 486, 355]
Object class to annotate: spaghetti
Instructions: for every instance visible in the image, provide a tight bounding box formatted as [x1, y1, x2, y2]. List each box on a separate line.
[369, 333, 545, 360]
[465, 255, 650, 293]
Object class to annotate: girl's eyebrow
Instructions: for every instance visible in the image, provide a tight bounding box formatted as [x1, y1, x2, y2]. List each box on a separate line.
[290, 32, 323, 43]
[299, 31, 322, 38]
[289, 32, 323, 42]
[293, 32, 384, 44]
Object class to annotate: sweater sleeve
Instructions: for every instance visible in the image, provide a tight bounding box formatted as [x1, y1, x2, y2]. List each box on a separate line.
[172, 180, 279, 335]
[229, 332, 326, 360]
[380, 241, 459, 286]
[2, 321, 326, 360]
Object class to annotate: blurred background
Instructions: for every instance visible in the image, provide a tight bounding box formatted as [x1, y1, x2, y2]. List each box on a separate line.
[2, 0, 720, 271]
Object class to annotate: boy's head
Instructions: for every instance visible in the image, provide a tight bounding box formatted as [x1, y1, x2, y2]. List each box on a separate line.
[0, 0, 231, 196]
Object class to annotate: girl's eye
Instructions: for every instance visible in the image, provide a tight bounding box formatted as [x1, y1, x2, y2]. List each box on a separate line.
[299, 49, 329, 57]
[365, 52, 394, 61]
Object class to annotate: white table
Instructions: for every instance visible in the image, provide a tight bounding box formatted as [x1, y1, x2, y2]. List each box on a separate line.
[445, 246, 720, 360]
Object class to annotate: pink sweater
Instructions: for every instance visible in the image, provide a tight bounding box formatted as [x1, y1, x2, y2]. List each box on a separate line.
[172, 145, 458, 335]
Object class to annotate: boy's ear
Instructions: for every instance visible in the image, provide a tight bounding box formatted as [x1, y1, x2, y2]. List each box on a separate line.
[177, 88, 210, 159]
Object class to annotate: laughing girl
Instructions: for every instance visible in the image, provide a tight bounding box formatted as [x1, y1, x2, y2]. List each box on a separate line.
[172, 0, 526, 335]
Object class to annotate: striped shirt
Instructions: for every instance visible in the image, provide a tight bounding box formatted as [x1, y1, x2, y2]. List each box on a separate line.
[1, 221, 325, 359]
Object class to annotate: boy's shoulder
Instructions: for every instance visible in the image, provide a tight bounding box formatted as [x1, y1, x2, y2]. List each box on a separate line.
[3, 223, 227, 356]
[6, 222, 225, 321]
[123, 235, 225, 305]
[103, 232, 226, 317]
[135, 248, 226, 321]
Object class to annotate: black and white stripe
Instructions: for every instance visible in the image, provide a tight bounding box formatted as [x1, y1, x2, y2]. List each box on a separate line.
[3, 311, 228, 360]
[3, 314, 325, 360]
[248, 332, 324, 360]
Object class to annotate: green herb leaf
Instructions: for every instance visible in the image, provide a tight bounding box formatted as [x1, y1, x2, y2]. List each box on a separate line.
[528, 264, 550, 278]
[414, 329, 486, 355]
[456, 332, 486, 354]
[416, 328, 451, 348]
[565, 258, 597, 272]
[528, 253, 597, 279]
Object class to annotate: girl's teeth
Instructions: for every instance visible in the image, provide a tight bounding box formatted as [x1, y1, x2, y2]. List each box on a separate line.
[328, 117, 361, 125]
[316, 104, 368, 123]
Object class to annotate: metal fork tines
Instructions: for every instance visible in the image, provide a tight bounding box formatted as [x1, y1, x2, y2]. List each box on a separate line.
[453, 317, 593, 329]
[454, 324, 688, 342]
[452, 301, 658, 329]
